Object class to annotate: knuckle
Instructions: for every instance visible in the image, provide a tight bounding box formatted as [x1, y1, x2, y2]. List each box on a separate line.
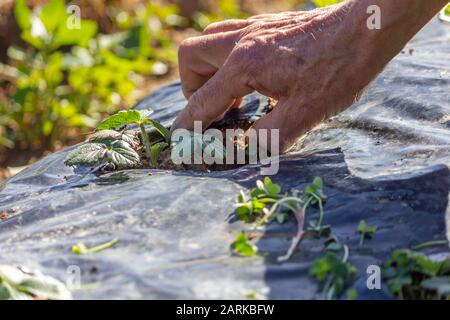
[229, 40, 264, 73]
[202, 21, 222, 34]
[189, 92, 215, 122]
[178, 38, 196, 59]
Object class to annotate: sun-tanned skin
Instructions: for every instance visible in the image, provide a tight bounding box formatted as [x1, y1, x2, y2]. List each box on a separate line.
[171, 0, 448, 153]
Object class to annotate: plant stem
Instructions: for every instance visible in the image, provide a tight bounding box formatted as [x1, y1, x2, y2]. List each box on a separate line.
[342, 245, 349, 263]
[412, 240, 448, 251]
[139, 122, 152, 165]
[87, 238, 118, 253]
[277, 207, 306, 262]
[359, 233, 365, 248]
[255, 197, 304, 228]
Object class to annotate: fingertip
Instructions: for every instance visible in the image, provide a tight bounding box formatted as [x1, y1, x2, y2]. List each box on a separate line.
[230, 98, 243, 109]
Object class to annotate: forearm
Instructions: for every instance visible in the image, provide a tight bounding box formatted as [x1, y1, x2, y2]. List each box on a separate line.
[346, 0, 448, 66]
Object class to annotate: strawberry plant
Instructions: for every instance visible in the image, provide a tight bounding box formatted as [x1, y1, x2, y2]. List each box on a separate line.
[232, 177, 327, 261]
[357, 220, 377, 247]
[309, 248, 357, 300]
[64, 109, 169, 170]
[383, 249, 450, 300]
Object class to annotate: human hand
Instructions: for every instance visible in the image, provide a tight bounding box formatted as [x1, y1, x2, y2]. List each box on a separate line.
[172, 0, 447, 153]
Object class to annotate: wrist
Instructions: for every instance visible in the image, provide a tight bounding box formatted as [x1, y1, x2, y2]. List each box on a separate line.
[343, 0, 447, 69]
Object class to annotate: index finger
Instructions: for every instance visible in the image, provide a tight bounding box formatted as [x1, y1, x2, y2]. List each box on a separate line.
[172, 60, 253, 132]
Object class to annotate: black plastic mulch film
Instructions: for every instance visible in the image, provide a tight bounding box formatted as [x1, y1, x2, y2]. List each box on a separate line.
[0, 18, 449, 299]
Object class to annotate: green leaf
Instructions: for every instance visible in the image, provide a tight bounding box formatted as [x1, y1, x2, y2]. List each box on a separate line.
[357, 220, 377, 234]
[64, 141, 140, 169]
[347, 289, 358, 300]
[97, 110, 141, 130]
[313, 177, 323, 190]
[237, 190, 247, 203]
[232, 232, 256, 257]
[236, 205, 251, 222]
[309, 255, 332, 281]
[72, 239, 118, 255]
[382, 249, 449, 299]
[305, 177, 326, 200]
[0, 265, 72, 300]
[40, 0, 66, 33]
[88, 130, 140, 149]
[309, 252, 357, 299]
[420, 277, 450, 296]
[150, 142, 169, 167]
[7, 45, 27, 61]
[264, 177, 281, 196]
[326, 242, 343, 252]
[312, 0, 342, 8]
[387, 276, 412, 295]
[14, 0, 32, 31]
[276, 212, 289, 224]
[54, 19, 98, 48]
[64, 143, 109, 167]
[142, 118, 170, 142]
[104, 140, 141, 169]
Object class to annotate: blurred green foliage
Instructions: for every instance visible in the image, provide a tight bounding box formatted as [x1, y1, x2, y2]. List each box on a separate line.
[193, 0, 248, 30]
[0, 0, 298, 153]
[311, 0, 341, 7]
[0, 0, 182, 151]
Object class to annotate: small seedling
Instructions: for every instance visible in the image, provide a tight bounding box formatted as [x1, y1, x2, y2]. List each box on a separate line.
[231, 232, 257, 257]
[150, 142, 169, 167]
[357, 220, 377, 247]
[309, 247, 357, 300]
[65, 109, 170, 169]
[234, 177, 328, 262]
[97, 109, 170, 161]
[72, 238, 118, 255]
[383, 249, 450, 300]
[65, 109, 229, 170]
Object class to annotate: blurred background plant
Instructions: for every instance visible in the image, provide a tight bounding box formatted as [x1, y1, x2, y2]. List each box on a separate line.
[0, 0, 448, 179]
[0, 0, 279, 176]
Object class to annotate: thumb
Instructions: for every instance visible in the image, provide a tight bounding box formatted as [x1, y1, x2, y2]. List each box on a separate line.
[172, 62, 253, 132]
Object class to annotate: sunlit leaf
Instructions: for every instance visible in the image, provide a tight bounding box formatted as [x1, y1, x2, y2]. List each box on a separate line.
[96, 110, 141, 130]
[88, 130, 140, 149]
[142, 118, 170, 142]
[14, 0, 32, 31]
[40, 0, 66, 33]
[54, 19, 98, 48]
[64, 141, 140, 169]
[104, 140, 141, 169]
[65, 143, 108, 167]
[232, 232, 256, 257]
[312, 0, 342, 7]
[357, 220, 377, 234]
